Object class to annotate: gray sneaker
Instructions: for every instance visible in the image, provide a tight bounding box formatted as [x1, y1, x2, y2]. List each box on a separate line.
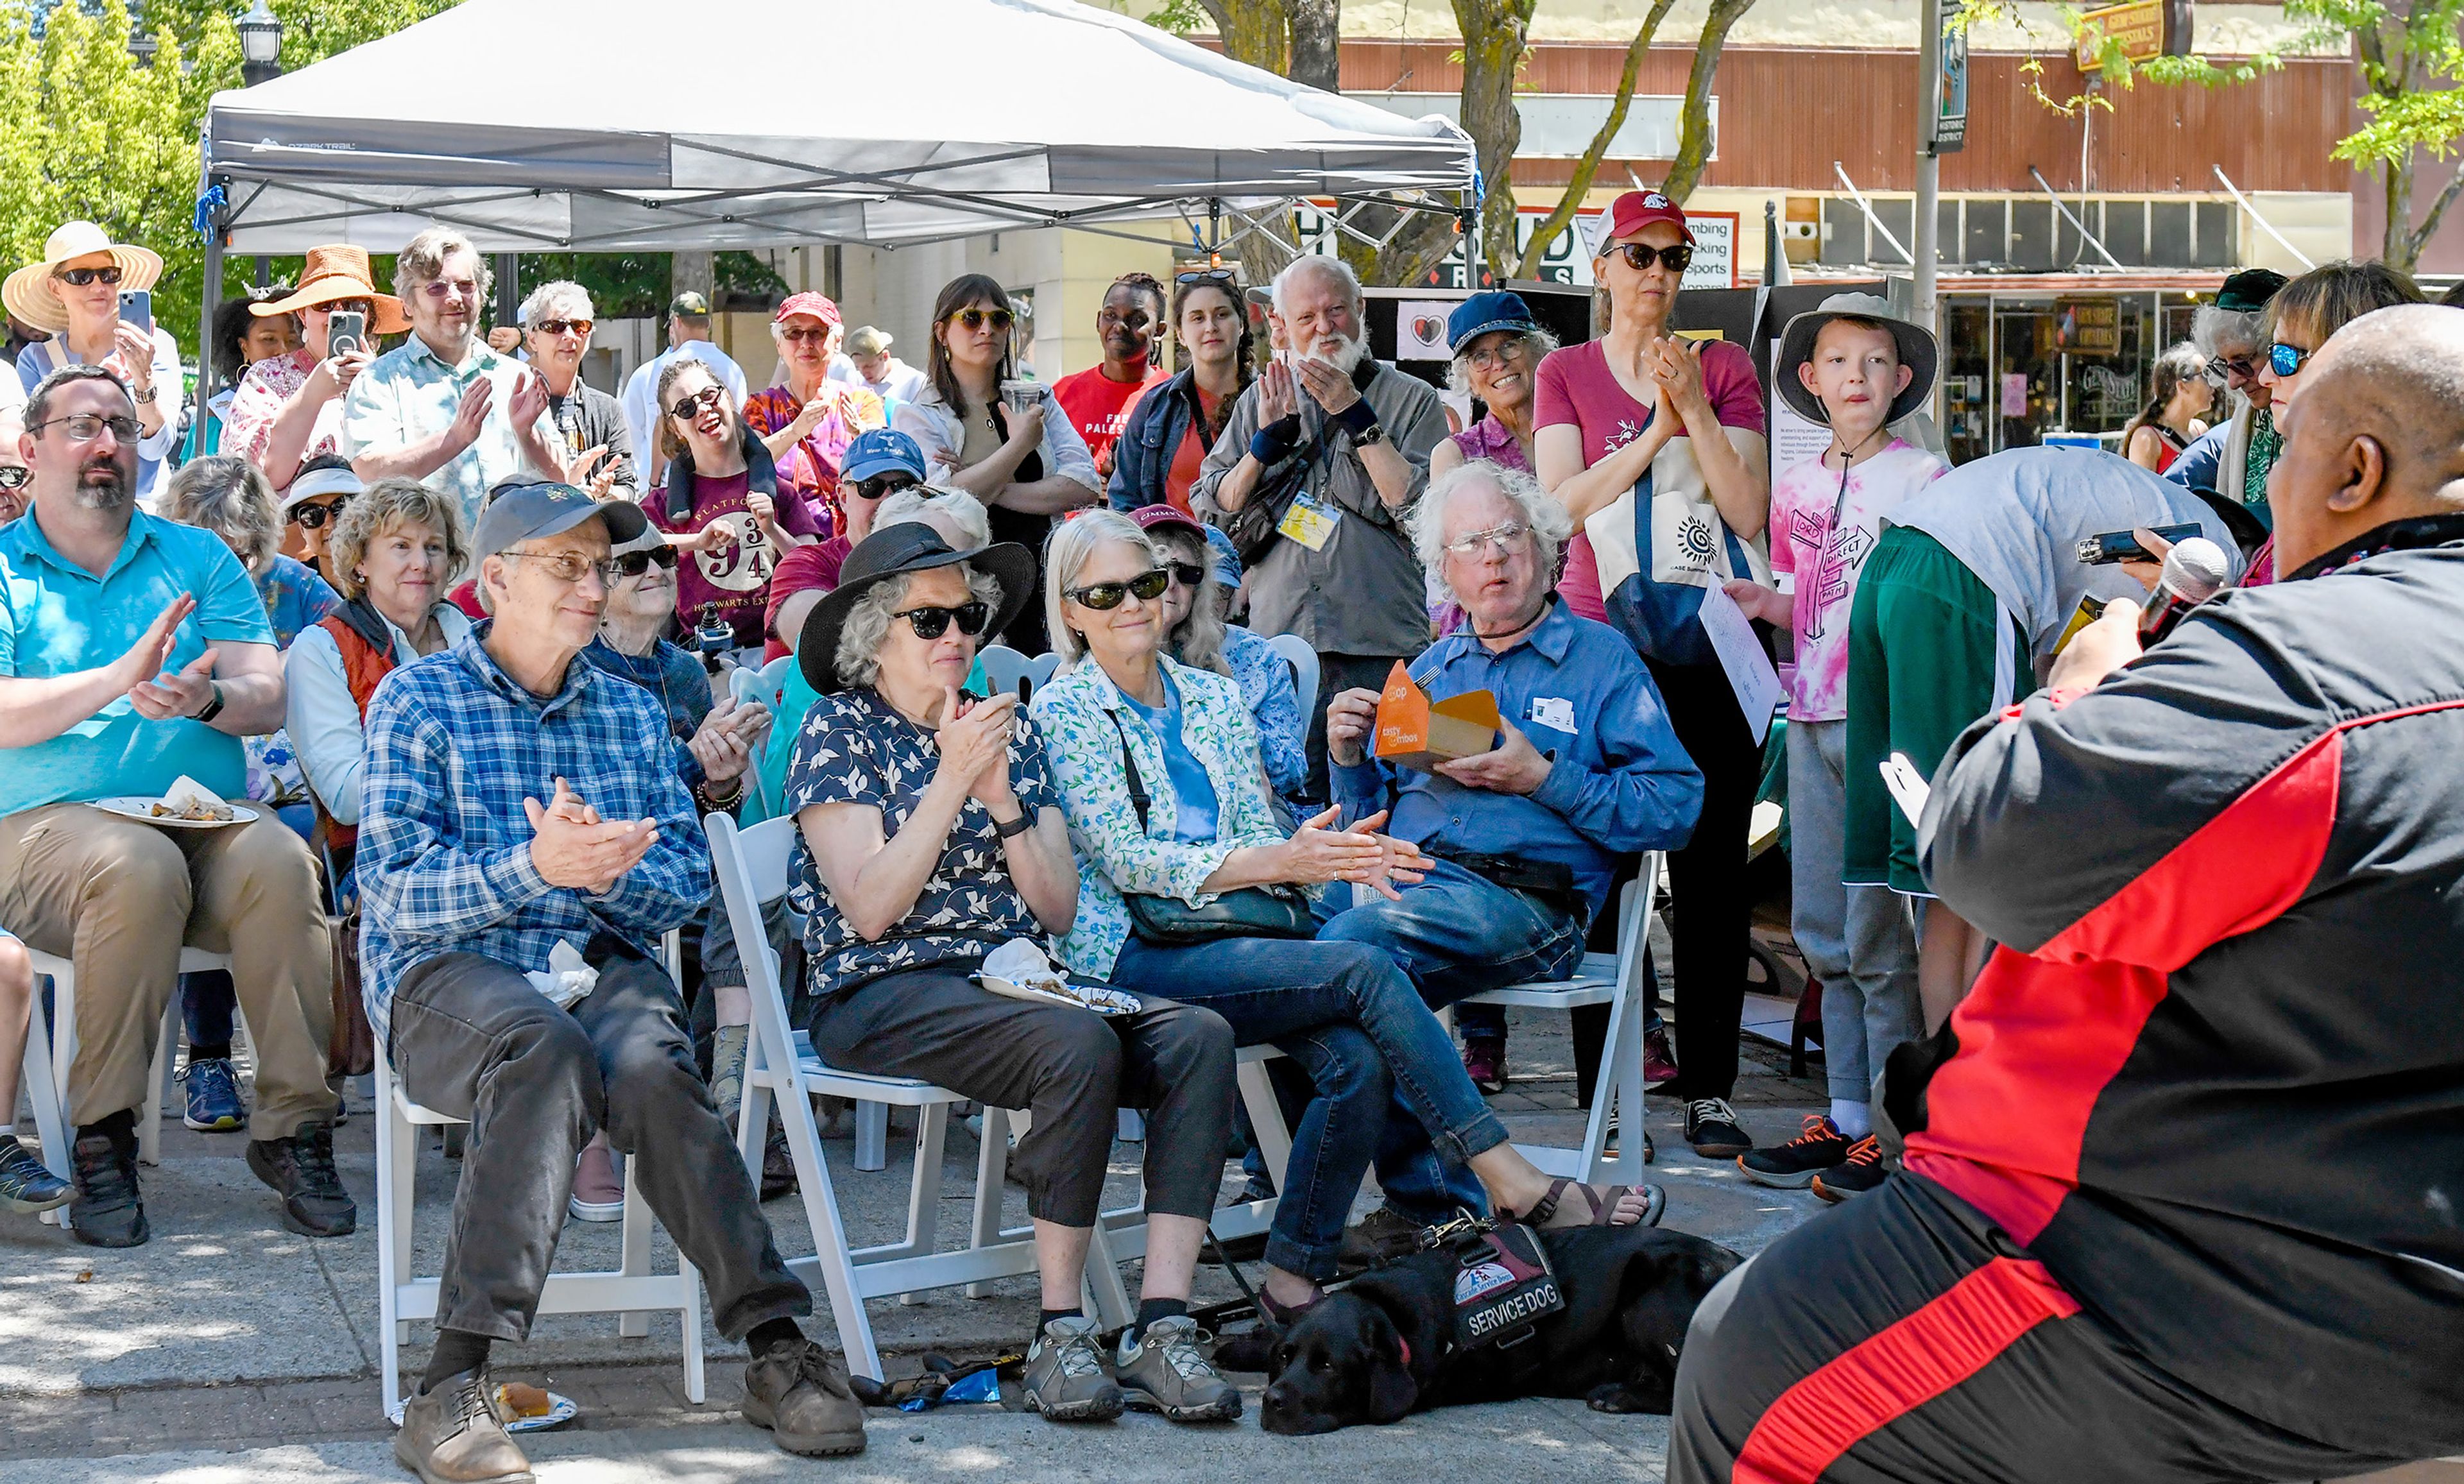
[393, 1367, 533, 1484]
[1115, 1315, 1241, 1422]
[1020, 1316, 1125, 1422]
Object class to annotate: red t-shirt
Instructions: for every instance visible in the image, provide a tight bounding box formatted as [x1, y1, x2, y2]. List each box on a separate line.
[1163, 386, 1229, 515]
[1052, 364, 1167, 477]
[762, 537, 850, 660]
[1532, 337, 1766, 622]
[649, 470, 822, 649]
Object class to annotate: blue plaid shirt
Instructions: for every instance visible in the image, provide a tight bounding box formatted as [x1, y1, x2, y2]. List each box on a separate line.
[356, 630, 710, 1050]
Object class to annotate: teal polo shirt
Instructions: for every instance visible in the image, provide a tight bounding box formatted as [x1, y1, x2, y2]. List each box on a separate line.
[0, 507, 273, 817]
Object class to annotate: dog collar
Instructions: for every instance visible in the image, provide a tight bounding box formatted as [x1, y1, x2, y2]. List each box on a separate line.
[1396, 1337, 1412, 1369]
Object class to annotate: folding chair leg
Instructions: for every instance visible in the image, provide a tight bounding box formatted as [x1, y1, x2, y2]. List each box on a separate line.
[139, 996, 177, 1168]
[854, 1100, 888, 1172]
[619, 1152, 652, 1338]
[24, 985, 69, 1228]
[964, 1107, 1010, 1301]
[376, 1061, 416, 1415]
[1081, 1221, 1135, 1332]
[1116, 1109, 1145, 1143]
[1235, 1062, 1293, 1188]
[784, 1088, 883, 1381]
[679, 1256, 706, 1403]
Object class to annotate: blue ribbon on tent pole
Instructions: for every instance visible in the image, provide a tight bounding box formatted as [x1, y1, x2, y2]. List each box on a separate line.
[193, 182, 226, 242]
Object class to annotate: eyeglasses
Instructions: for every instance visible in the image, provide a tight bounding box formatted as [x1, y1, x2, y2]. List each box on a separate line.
[668, 385, 725, 420]
[1441, 521, 1532, 559]
[894, 601, 992, 640]
[288, 494, 354, 530]
[854, 472, 918, 501]
[1163, 561, 1207, 588]
[54, 265, 123, 287]
[2207, 354, 2257, 382]
[1066, 568, 1171, 610]
[950, 307, 1014, 332]
[1608, 242, 1693, 275]
[531, 318, 593, 338]
[612, 545, 681, 577]
[1464, 339, 1530, 373]
[31, 413, 141, 443]
[502, 548, 619, 586]
[421, 278, 481, 302]
[2268, 342, 2314, 377]
[779, 323, 834, 344]
[0, 465, 27, 490]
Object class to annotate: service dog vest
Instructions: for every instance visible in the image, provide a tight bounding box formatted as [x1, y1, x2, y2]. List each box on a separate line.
[1448, 1222, 1564, 1350]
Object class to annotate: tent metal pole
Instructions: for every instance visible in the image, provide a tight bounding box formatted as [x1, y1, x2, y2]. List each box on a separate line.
[198, 123, 223, 416]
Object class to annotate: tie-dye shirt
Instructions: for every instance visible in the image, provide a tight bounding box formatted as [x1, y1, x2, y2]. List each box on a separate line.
[1767, 439, 1947, 721]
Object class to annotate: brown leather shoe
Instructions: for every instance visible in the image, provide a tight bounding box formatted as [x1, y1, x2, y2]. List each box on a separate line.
[394, 1368, 534, 1484]
[742, 1338, 867, 1456]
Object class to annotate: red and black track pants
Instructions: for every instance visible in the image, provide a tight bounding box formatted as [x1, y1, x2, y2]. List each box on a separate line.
[1667, 1173, 2408, 1484]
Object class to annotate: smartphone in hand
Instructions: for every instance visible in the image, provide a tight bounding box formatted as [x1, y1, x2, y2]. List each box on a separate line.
[117, 289, 153, 332]
[326, 309, 368, 362]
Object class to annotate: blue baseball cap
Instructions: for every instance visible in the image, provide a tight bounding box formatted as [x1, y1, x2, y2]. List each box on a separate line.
[842, 427, 927, 486]
[1446, 291, 1542, 356]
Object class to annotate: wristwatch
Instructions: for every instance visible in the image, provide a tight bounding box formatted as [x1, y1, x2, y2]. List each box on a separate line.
[1351, 420, 1387, 448]
[193, 682, 225, 726]
[991, 809, 1033, 839]
[132, 384, 157, 405]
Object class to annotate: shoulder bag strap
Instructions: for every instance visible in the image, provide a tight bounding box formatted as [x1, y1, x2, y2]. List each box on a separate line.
[1101, 709, 1151, 833]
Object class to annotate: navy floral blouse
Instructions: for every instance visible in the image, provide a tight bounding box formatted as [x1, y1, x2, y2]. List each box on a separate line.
[784, 686, 1060, 994]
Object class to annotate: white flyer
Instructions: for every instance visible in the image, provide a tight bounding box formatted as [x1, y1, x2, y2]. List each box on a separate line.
[1696, 581, 1784, 745]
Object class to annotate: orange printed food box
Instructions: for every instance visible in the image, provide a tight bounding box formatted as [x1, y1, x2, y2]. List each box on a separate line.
[1374, 660, 1500, 771]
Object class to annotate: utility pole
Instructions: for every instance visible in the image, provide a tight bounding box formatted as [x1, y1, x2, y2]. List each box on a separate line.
[1917, 0, 1966, 416]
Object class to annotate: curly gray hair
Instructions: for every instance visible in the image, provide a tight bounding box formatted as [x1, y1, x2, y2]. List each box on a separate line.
[520, 279, 593, 330]
[835, 565, 1006, 692]
[2193, 303, 2266, 361]
[1409, 459, 1573, 597]
[1447, 325, 1561, 396]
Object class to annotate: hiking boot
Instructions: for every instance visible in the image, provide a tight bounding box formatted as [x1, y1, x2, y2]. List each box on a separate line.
[1337, 1202, 1425, 1272]
[1116, 1315, 1242, 1422]
[1812, 1136, 1890, 1203]
[247, 1120, 357, 1237]
[1462, 1037, 1507, 1095]
[1020, 1315, 1124, 1422]
[567, 1137, 624, 1223]
[0, 1138, 70, 1215]
[69, 1122, 146, 1247]
[1738, 1115, 1850, 1190]
[742, 1337, 867, 1456]
[1643, 1025, 1680, 1089]
[394, 1367, 533, 1484]
[761, 1118, 797, 1201]
[1684, 1098, 1754, 1159]
[180, 1056, 246, 1131]
[1602, 1109, 1654, 1165]
[709, 1023, 750, 1130]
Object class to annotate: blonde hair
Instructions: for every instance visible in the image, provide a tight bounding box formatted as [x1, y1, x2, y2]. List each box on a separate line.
[163, 456, 278, 574]
[1043, 509, 1157, 672]
[325, 477, 470, 602]
[1144, 523, 1231, 678]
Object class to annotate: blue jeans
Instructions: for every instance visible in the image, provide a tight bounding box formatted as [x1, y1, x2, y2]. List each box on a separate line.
[1317, 860, 1587, 1221]
[1109, 932, 1509, 1283]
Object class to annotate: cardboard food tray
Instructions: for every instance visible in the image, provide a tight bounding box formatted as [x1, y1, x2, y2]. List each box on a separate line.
[1373, 660, 1500, 771]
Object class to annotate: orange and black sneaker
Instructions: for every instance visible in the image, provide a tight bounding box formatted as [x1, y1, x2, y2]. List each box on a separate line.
[1811, 1136, 1890, 1203]
[1738, 1115, 1850, 1190]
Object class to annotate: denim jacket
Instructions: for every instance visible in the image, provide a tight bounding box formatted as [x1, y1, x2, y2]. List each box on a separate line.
[1107, 366, 1204, 511]
[1030, 654, 1292, 978]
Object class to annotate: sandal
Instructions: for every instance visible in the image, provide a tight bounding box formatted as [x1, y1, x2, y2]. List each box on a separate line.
[1512, 1178, 1666, 1231]
[1256, 1286, 1324, 1328]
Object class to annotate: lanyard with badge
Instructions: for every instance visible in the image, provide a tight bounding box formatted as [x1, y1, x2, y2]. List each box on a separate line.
[1274, 407, 1350, 552]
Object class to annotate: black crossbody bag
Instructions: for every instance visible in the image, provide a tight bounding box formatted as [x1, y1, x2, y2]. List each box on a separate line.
[1102, 711, 1312, 944]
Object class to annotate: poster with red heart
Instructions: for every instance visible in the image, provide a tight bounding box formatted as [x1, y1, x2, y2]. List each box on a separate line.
[1397, 299, 1455, 362]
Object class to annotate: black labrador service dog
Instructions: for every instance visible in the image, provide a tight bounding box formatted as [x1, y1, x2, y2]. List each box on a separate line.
[1259, 1223, 1740, 1435]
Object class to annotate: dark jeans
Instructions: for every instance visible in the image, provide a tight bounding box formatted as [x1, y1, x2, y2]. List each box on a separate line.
[1319, 860, 1586, 1221]
[1646, 658, 1758, 1102]
[805, 964, 1235, 1227]
[1303, 652, 1416, 806]
[1111, 933, 1509, 1282]
[388, 937, 810, 1343]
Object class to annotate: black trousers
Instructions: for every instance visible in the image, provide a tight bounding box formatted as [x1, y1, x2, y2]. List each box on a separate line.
[1668, 1172, 2411, 1484]
[806, 964, 1235, 1228]
[389, 939, 810, 1343]
[1646, 658, 1758, 1102]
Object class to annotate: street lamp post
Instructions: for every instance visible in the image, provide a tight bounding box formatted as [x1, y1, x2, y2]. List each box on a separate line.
[239, 1, 284, 89]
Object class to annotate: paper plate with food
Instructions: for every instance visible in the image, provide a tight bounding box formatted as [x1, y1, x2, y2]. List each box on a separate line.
[90, 776, 259, 829]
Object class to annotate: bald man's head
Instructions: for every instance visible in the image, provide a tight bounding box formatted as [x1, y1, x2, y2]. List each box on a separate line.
[2266, 303, 2464, 576]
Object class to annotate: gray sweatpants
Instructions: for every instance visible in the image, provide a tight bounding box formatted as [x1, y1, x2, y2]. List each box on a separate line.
[1786, 717, 1922, 1104]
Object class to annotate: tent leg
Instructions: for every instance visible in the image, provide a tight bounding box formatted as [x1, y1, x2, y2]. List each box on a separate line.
[200, 235, 223, 418]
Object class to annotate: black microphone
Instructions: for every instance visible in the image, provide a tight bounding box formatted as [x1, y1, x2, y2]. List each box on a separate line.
[2138, 537, 2230, 646]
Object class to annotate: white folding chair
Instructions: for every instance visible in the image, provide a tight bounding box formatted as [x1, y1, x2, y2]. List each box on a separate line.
[373, 930, 704, 1420]
[978, 644, 1059, 701]
[1267, 632, 1321, 718]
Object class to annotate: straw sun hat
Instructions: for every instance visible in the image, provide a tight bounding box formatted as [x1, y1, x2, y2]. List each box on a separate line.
[2, 221, 164, 334]
[249, 244, 411, 335]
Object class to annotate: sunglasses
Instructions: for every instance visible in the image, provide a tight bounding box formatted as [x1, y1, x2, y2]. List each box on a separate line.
[420, 278, 481, 301]
[1608, 241, 1693, 275]
[1066, 568, 1171, 610]
[950, 307, 1014, 332]
[321, 298, 375, 318]
[613, 545, 681, 577]
[780, 323, 834, 344]
[854, 472, 918, 501]
[669, 385, 725, 420]
[288, 493, 354, 529]
[55, 265, 123, 287]
[1163, 560, 1206, 588]
[531, 318, 592, 337]
[1176, 268, 1238, 286]
[2268, 342, 2314, 377]
[2208, 354, 2257, 382]
[0, 465, 26, 490]
[894, 601, 992, 640]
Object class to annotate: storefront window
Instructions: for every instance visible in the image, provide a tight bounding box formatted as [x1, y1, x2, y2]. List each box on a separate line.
[2058, 295, 2148, 436]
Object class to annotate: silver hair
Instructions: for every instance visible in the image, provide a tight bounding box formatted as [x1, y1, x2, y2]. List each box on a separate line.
[1272, 255, 1364, 318]
[520, 279, 594, 330]
[2193, 304, 2266, 359]
[835, 564, 1005, 692]
[875, 486, 991, 549]
[1447, 325, 1561, 396]
[395, 226, 489, 302]
[1410, 459, 1573, 595]
[1143, 523, 1231, 677]
[769, 315, 841, 350]
[1043, 510, 1158, 672]
[164, 456, 279, 573]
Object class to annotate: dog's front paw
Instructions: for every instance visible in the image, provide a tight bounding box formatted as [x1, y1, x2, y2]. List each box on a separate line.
[1585, 1380, 1670, 1414]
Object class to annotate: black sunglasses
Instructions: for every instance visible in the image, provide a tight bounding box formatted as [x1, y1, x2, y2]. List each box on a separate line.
[613, 546, 681, 577]
[0, 465, 27, 490]
[854, 472, 918, 501]
[55, 265, 123, 287]
[1609, 241, 1693, 275]
[951, 307, 1014, 332]
[668, 385, 724, 420]
[288, 493, 354, 529]
[1175, 268, 1238, 286]
[2207, 354, 2256, 382]
[1162, 561, 1206, 588]
[1066, 568, 1171, 610]
[894, 601, 992, 640]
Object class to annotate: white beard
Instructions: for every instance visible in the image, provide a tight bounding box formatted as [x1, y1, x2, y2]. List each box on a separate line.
[1303, 332, 1369, 377]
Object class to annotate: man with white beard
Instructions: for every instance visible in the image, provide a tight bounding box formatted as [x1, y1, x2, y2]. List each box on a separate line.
[1194, 255, 1447, 800]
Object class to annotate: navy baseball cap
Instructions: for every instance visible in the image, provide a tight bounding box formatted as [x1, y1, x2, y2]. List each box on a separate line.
[1446, 291, 1542, 356]
[843, 427, 927, 486]
[471, 478, 647, 558]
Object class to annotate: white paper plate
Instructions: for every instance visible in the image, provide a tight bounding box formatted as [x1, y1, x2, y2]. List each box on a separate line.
[89, 797, 261, 830]
[386, 1390, 578, 1432]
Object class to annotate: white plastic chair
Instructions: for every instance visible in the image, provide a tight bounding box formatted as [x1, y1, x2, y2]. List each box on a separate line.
[978, 644, 1059, 701]
[373, 929, 703, 1420]
[1267, 632, 1321, 719]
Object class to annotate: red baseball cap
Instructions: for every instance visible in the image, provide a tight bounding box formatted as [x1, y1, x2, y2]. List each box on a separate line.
[1603, 189, 1695, 247]
[774, 291, 842, 328]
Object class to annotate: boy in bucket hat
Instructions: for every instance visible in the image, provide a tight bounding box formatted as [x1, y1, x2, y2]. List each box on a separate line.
[1723, 293, 1946, 1198]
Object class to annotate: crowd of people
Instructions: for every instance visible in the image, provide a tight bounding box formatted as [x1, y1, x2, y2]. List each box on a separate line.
[1, 190, 2461, 1484]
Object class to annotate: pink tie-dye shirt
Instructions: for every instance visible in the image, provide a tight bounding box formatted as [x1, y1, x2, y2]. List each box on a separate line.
[1767, 438, 1947, 721]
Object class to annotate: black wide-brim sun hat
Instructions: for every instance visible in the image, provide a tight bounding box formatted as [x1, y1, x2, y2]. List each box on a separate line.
[797, 524, 1038, 695]
[1776, 291, 1940, 427]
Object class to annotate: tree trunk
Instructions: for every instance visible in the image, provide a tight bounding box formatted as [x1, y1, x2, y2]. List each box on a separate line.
[1661, 0, 1759, 202]
[1453, 0, 1536, 278]
[672, 250, 713, 302]
[1205, 0, 1288, 72]
[1510, 0, 1676, 280]
[1286, 0, 1341, 91]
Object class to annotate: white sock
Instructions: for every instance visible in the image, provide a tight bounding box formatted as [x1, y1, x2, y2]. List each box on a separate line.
[1831, 1098, 1872, 1140]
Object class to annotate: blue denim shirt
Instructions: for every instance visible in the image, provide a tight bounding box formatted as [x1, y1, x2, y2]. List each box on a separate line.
[1108, 366, 1202, 512]
[1331, 597, 1703, 912]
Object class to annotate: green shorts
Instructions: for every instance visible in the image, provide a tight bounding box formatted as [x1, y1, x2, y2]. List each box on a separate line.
[1842, 526, 2016, 896]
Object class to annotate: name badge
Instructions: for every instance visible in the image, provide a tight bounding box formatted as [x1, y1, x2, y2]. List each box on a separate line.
[1278, 495, 1342, 552]
[1528, 697, 1577, 733]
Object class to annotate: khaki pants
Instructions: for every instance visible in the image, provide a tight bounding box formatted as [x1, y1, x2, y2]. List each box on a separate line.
[0, 803, 334, 1139]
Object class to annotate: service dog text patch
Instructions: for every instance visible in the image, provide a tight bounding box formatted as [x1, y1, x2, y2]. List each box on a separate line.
[1451, 1223, 1564, 1349]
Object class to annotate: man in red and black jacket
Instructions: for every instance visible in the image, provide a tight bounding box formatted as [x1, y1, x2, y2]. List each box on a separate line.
[1670, 303, 2464, 1483]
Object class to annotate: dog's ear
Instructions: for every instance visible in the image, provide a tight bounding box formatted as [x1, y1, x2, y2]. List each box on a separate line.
[1358, 1306, 1419, 1423]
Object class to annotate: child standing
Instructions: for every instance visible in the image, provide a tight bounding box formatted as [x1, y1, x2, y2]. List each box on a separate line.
[1723, 293, 1944, 1198]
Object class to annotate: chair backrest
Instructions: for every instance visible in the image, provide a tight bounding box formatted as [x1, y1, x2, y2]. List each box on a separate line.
[979, 644, 1058, 701]
[1268, 633, 1320, 719]
[732, 652, 793, 711]
[714, 812, 803, 911]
